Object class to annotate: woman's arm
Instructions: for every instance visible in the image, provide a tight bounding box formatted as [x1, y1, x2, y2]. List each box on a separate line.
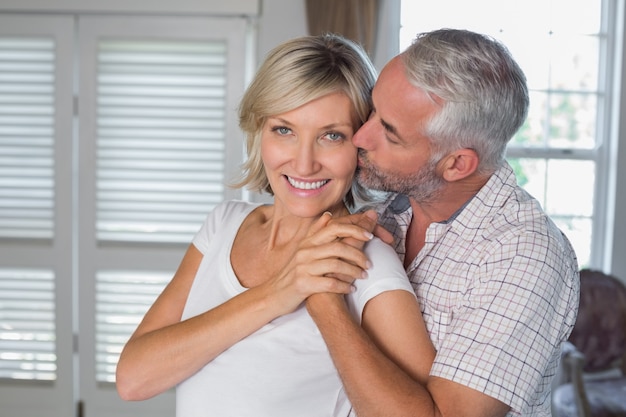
[360, 290, 435, 385]
[115, 244, 294, 400]
[116, 214, 376, 401]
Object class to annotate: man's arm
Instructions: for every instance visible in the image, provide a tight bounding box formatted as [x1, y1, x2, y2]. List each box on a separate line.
[315, 212, 510, 416]
[306, 291, 511, 417]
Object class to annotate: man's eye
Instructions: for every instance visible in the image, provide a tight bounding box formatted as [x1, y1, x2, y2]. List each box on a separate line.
[385, 134, 399, 145]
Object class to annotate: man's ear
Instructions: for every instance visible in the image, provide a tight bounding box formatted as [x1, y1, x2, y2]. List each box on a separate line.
[440, 149, 479, 182]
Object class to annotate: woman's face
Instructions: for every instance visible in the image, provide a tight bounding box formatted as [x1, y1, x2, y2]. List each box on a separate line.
[261, 92, 358, 218]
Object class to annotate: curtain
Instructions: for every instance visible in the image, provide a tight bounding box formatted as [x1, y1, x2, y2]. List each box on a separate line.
[305, 0, 379, 56]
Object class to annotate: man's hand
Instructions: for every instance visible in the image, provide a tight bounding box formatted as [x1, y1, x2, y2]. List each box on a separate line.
[325, 210, 393, 249]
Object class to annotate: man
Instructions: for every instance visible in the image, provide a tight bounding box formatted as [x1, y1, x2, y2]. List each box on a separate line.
[307, 29, 580, 417]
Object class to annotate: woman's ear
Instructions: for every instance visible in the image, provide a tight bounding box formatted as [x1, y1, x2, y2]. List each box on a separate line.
[440, 149, 479, 182]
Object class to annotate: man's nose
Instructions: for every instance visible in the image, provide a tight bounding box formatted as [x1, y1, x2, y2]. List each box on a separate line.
[353, 118, 373, 149]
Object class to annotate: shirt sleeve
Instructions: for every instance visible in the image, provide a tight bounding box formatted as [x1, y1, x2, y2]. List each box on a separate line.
[191, 200, 257, 255]
[346, 237, 416, 323]
[429, 227, 579, 415]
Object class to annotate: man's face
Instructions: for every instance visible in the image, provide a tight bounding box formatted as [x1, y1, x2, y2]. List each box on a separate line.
[353, 57, 446, 203]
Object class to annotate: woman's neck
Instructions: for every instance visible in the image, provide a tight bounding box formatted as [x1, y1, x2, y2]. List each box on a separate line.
[264, 203, 349, 250]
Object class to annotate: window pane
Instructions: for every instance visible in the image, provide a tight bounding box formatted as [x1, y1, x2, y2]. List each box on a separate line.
[511, 32, 599, 91]
[0, 38, 55, 239]
[550, 34, 599, 92]
[96, 40, 228, 243]
[0, 268, 56, 381]
[549, 0, 602, 34]
[514, 92, 597, 149]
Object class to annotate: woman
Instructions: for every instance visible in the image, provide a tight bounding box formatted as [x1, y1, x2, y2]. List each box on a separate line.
[116, 34, 434, 417]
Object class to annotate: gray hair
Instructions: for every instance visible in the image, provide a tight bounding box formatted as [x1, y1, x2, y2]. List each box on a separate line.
[402, 29, 529, 174]
[233, 33, 377, 206]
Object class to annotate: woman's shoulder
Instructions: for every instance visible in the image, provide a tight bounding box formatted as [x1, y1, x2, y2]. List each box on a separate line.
[363, 237, 400, 264]
[357, 238, 408, 286]
[192, 200, 263, 251]
[203, 200, 264, 225]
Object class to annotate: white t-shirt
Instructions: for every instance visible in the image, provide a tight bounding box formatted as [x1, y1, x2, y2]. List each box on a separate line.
[176, 200, 414, 417]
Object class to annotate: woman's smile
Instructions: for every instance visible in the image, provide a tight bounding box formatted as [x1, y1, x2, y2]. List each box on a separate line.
[285, 176, 330, 190]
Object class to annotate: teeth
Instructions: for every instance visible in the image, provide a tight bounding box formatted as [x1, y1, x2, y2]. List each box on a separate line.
[287, 176, 329, 190]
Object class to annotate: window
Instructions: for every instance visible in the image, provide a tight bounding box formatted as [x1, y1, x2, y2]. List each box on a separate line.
[0, 13, 249, 417]
[400, 0, 613, 269]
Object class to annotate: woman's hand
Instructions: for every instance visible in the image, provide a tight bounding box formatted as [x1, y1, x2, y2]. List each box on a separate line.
[259, 211, 377, 314]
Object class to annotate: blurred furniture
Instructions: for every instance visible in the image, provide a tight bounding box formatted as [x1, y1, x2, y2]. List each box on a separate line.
[552, 269, 626, 417]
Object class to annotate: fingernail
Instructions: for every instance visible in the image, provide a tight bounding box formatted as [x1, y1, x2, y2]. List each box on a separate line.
[364, 231, 373, 240]
[323, 211, 333, 217]
[365, 210, 377, 220]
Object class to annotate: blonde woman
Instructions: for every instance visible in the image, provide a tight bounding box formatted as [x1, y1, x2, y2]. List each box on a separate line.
[116, 34, 434, 417]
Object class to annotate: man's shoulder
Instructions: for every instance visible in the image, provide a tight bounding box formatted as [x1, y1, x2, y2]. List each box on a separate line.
[463, 164, 548, 231]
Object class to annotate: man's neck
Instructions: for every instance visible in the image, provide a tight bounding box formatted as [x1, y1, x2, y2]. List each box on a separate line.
[404, 175, 489, 267]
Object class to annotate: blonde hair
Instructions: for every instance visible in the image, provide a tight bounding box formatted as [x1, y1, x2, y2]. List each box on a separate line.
[232, 34, 377, 206]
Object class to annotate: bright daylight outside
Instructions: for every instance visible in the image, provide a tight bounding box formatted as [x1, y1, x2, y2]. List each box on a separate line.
[400, 0, 604, 268]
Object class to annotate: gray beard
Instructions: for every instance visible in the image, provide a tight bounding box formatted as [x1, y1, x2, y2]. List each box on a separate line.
[356, 149, 445, 204]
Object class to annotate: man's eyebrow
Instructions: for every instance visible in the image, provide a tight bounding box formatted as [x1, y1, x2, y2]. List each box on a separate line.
[380, 118, 399, 137]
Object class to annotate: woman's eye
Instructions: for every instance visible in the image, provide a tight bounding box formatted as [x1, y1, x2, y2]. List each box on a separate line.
[272, 126, 291, 135]
[325, 132, 344, 141]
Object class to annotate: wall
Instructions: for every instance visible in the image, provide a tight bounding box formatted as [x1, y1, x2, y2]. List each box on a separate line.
[256, 0, 399, 71]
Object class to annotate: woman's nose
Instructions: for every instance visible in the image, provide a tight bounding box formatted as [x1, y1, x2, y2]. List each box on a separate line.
[293, 142, 320, 175]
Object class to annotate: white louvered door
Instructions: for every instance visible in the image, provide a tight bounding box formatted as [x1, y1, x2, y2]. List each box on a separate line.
[0, 12, 247, 417]
[0, 14, 75, 417]
[77, 15, 247, 417]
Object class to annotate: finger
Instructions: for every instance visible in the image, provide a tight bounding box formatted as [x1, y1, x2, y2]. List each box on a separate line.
[331, 210, 378, 233]
[373, 224, 394, 245]
[298, 240, 371, 272]
[303, 257, 367, 283]
[324, 272, 362, 283]
[297, 274, 356, 295]
[317, 276, 355, 294]
[304, 211, 334, 238]
[307, 221, 374, 247]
